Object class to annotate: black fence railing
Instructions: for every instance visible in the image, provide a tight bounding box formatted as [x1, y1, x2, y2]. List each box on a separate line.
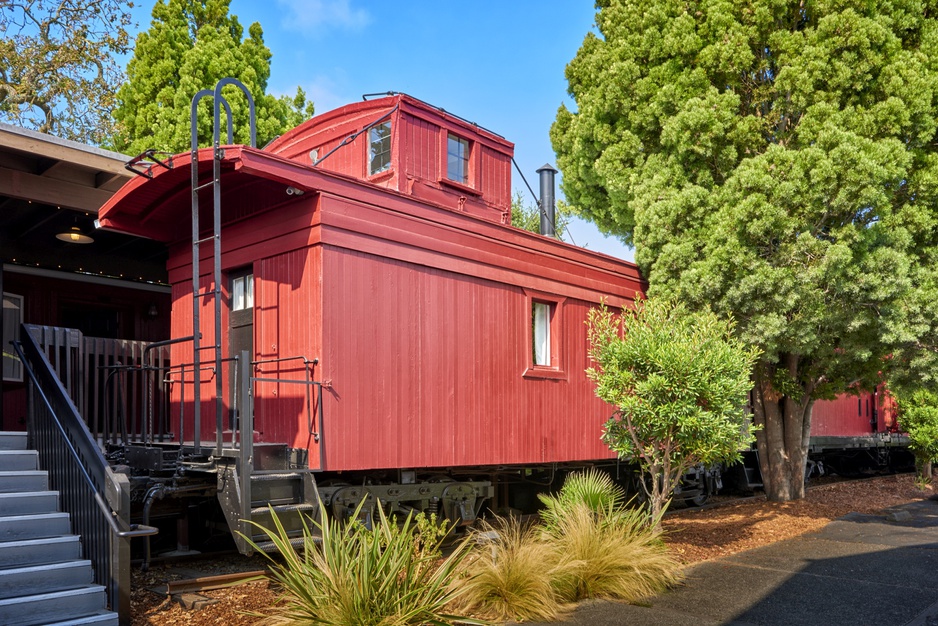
[24, 325, 172, 444]
[15, 327, 157, 625]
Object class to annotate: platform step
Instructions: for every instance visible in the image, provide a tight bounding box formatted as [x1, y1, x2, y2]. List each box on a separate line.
[0, 512, 70, 542]
[0, 535, 82, 570]
[0, 451, 39, 472]
[0, 491, 59, 517]
[0, 560, 93, 599]
[250, 502, 317, 516]
[45, 612, 119, 626]
[0, 433, 27, 451]
[0, 471, 48, 494]
[0, 585, 108, 626]
[251, 472, 306, 481]
[250, 532, 320, 554]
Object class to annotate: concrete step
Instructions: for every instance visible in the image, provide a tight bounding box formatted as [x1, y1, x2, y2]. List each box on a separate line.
[0, 585, 108, 626]
[0, 560, 93, 599]
[0, 433, 27, 451]
[0, 512, 70, 542]
[0, 471, 48, 494]
[0, 451, 39, 472]
[46, 612, 119, 626]
[0, 491, 59, 516]
[0, 535, 82, 570]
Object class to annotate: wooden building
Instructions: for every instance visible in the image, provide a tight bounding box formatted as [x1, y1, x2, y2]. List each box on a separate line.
[0, 123, 170, 431]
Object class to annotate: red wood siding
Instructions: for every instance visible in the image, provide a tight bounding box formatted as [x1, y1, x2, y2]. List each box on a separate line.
[168, 274, 224, 444]
[402, 112, 440, 182]
[480, 146, 511, 209]
[812, 391, 877, 437]
[101, 135, 643, 473]
[254, 246, 323, 463]
[320, 248, 614, 471]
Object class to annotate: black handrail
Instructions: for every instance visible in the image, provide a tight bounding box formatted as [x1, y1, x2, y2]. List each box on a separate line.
[16, 343, 158, 538]
[14, 328, 157, 625]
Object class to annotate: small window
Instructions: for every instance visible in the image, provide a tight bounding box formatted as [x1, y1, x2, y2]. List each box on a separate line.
[523, 290, 566, 380]
[232, 274, 254, 311]
[533, 301, 551, 366]
[446, 133, 470, 184]
[369, 121, 392, 175]
[2, 292, 23, 382]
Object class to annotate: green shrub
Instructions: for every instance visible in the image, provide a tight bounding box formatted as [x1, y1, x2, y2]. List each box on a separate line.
[455, 517, 569, 623]
[245, 501, 483, 625]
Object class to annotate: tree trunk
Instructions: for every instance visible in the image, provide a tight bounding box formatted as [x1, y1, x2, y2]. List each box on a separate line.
[753, 355, 814, 502]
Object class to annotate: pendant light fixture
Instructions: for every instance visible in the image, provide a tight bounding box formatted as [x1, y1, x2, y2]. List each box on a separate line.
[56, 218, 94, 244]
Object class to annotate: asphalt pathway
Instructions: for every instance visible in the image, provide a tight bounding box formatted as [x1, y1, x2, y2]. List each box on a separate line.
[525, 499, 938, 626]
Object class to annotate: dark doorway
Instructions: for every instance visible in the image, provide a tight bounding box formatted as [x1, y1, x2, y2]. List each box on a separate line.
[229, 270, 254, 430]
[60, 301, 124, 339]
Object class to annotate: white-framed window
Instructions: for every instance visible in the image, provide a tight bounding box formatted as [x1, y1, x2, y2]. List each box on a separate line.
[231, 274, 254, 311]
[446, 133, 470, 184]
[369, 121, 392, 175]
[3, 292, 23, 382]
[533, 301, 551, 366]
[522, 289, 567, 380]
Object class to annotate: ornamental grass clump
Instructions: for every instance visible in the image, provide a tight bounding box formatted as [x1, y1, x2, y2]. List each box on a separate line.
[455, 469, 682, 618]
[454, 517, 569, 623]
[539, 469, 682, 603]
[546, 501, 680, 603]
[245, 500, 482, 626]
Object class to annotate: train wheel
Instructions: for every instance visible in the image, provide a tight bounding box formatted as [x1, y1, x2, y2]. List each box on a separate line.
[688, 492, 709, 507]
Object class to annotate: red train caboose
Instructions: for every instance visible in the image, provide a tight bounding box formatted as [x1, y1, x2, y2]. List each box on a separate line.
[97, 92, 645, 549]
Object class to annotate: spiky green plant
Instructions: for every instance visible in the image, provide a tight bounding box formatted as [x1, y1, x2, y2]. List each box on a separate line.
[244, 500, 484, 625]
[455, 517, 570, 623]
[548, 501, 681, 603]
[538, 468, 628, 533]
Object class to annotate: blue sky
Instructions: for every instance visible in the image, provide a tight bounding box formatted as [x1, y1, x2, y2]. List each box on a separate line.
[128, 0, 634, 261]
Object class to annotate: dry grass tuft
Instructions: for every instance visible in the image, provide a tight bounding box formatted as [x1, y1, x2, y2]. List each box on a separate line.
[549, 502, 682, 603]
[455, 517, 568, 623]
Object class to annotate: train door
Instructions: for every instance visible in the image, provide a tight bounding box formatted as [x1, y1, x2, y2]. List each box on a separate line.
[229, 269, 253, 430]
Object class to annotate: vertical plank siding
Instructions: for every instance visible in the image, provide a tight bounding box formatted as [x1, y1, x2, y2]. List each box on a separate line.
[403, 113, 441, 181]
[321, 249, 615, 471]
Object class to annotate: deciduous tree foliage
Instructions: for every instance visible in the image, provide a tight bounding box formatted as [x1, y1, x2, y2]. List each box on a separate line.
[110, 0, 314, 155]
[889, 386, 938, 481]
[587, 298, 758, 521]
[553, 0, 938, 500]
[0, 0, 133, 143]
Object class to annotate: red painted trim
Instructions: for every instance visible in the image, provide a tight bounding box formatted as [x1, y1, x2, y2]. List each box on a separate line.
[439, 177, 481, 197]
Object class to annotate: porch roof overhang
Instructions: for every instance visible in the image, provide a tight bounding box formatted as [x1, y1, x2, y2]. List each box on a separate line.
[96, 146, 312, 243]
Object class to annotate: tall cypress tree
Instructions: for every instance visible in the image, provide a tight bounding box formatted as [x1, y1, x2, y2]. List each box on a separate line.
[111, 0, 313, 155]
[553, 0, 938, 501]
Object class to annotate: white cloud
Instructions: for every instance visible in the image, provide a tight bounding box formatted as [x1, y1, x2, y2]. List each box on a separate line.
[275, 0, 371, 35]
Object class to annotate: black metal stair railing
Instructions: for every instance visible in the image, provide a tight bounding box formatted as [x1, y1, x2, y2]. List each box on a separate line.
[13, 326, 157, 625]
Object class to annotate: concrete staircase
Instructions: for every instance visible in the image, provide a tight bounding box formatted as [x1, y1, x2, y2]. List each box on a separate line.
[0, 431, 119, 626]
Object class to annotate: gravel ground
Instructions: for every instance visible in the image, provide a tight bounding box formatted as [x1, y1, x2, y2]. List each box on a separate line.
[131, 473, 931, 625]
